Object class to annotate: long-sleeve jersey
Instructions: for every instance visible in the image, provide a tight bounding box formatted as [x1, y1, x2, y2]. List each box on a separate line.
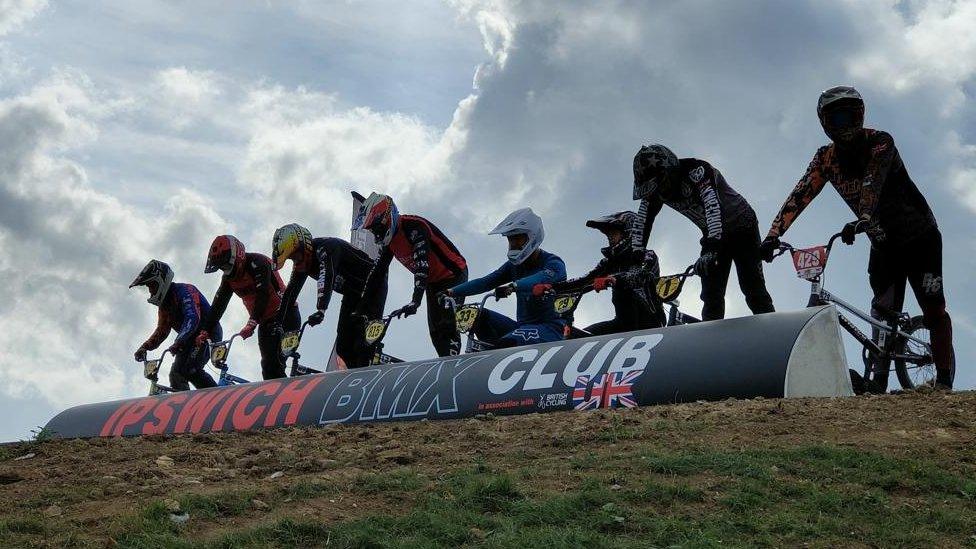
[632, 158, 757, 251]
[202, 252, 284, 332]
[767, 129, 937, 246]
[451, 250, 567, 325]
[361, 214, 467, 307]
[554, 249, 661, 295]
[278, 237, 375, 323]
[141, 282, 213, 351]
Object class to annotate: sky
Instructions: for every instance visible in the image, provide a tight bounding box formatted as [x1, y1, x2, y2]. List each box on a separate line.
[0, 0, 973, 441]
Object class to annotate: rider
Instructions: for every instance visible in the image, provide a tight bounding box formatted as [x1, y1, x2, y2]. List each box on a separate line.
[272, 223, 386, 368]
[130, 260, 218, 391]
[632, 144, 775, 321]
[196, 235, 299, 380]
[760, 85, 955, 390]
[356, 193, 469, 357]
[442, 208, 567, 348]
[539, 211, 666, 335]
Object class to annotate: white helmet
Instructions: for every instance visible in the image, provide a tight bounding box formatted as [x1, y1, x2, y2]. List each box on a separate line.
[489, 207, 545, 265]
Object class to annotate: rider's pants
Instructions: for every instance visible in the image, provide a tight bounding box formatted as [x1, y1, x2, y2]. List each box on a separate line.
[473, 309, 564, 348]
[586, 286, 666, 335]
[700, 224, 776, 321]
[426, 270, 467, 357]
[170, 325, 220, 391]
[869, 228, 955, 386]
[335, 280, 387, 368]
[258, 307, 300, 380]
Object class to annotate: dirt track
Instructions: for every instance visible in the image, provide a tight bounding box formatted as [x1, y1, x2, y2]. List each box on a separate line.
[2, 390, 975, 547]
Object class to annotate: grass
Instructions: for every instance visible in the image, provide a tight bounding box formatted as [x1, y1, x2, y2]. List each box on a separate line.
[91, 445, 976, 549]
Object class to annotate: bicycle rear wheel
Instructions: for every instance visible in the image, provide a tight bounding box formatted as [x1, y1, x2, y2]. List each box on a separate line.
[894, 315, 936, 390]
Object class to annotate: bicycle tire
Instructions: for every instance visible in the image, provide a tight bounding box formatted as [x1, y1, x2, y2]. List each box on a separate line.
[894, 315, 937, 390]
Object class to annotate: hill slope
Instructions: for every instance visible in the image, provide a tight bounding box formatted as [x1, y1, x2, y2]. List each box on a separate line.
[2, 391, 975, 548]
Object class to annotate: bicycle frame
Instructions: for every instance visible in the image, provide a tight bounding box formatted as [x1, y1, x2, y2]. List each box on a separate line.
[441, 293, 499, 354]
[655, 265, 701, 326]
[142, 350, 177, 396]
[776, 232, 932, 371]
[280, 322, 323, 376]
[362, 313, 405, 365]
[208, 334, 251, 386]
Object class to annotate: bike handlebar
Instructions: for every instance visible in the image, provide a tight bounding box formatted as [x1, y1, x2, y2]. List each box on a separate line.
[775, 231, 846, 261]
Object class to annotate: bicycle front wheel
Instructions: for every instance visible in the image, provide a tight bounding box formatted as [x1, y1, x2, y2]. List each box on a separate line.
[894, 315, 936, 390]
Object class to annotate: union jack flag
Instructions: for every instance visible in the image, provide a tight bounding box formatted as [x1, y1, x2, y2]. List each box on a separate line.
[572, 375, 600, 411]
[572, 370, 642, 411]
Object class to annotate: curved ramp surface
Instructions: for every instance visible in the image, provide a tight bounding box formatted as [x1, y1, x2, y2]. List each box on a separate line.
[45, 306, 852, 439]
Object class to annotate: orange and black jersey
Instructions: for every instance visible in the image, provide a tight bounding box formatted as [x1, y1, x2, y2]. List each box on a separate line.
[362, 214, 467, 305]
[277, 237, 375, 322]
[767, 129, 937, 245]
[632, 158, 757, 251]
[202, 252, 284, 331]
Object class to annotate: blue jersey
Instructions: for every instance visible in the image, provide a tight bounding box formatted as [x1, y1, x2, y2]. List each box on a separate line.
[451, 250, 567, 325]
[142, 283, 221, 351]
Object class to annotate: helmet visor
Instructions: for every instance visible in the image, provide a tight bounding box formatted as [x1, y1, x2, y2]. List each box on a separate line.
[822, 108, 859, 129]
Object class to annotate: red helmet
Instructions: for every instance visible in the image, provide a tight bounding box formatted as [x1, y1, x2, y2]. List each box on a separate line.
[205, 235, 246, 274]
[356, 193, 399, 246]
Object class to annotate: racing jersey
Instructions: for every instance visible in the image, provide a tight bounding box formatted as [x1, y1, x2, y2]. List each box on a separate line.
[450, 250, 567, 326]
[203, 252, 284, 330]
[767, 129, 937, 246]
[361, 214, 467, 306]
[141, 283, 214, 351]
[632, 158, 757, 251]
[555, 249, 661, 298]
[278, 237, 375, 323]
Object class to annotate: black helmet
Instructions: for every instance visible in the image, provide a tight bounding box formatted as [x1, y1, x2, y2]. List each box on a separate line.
[817, 86, 864, 142]
[586, 211, 636, 259]
[129, 259, 174, 306]
[633, 144, 678, 200]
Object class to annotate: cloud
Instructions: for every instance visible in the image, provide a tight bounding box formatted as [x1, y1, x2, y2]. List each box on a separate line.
[0, 0, 46, 36]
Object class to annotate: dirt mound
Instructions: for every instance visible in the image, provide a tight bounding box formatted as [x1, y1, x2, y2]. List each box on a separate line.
[2, 391, 975, 547]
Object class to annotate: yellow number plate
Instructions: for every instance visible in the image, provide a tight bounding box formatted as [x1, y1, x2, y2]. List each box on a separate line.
[364, 321, 386, 344]
[455, 306, 480, 333]
[210, 345, 228, 365]
[553, 295, 578, 315]
[280, 332, 300, 354]
[656, 276, 682, 302]
[144, 360, 161, 378]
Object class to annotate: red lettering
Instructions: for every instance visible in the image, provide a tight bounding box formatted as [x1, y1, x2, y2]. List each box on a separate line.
[232, 382, 280, 431]
[212, 386, 248, 432]
[174, 390, 228, 433]
[264, 377, 323, 427]
[112, 398, 158, 436]
[100, 401, 134, 437]
[142, 393, 188, 435]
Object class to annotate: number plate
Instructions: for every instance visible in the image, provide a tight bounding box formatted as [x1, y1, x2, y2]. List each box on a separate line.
[791, 246, 828, 281]
[364, 320, 386, 344]
[656, 276, 683, 302]
[210, 344, 228, 365]
[455, 306, 480, 333]
[553, 295, 579, 315]
[143, 359, 161, 379]
[280, 331, 301, 356]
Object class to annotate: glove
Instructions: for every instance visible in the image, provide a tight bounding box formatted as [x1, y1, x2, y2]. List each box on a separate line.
[194, 330, 210, 348]
[134, 347, 147, 362]
[494, 283, 516, 300]
[396, 301, 420, 318]
[759, 236, 780, 263]
[695, 251, 719, 278]
[166, 342, 182, 355]
[239, 319, 258, 339]
[307, 310, 325, 326]
[436, 290, 454, 308]
[593, 276, 615, 292]
[532, 283, 552, 297]
[841, 220, 864, 245]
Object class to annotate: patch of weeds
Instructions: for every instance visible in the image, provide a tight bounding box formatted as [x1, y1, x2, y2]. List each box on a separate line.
[629, 479, 706, 505]
[451, 471, 523, 512]
[351, 468, 423, 495]
[596, 413, 641, 443]
[278, 480, 338, 500]
[178, 490, 255, 519]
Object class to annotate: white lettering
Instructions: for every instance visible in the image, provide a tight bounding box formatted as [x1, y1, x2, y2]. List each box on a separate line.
[608, 334, 664, 374]
[523, 346, 563, 390]
[488, 350, 538, 394]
